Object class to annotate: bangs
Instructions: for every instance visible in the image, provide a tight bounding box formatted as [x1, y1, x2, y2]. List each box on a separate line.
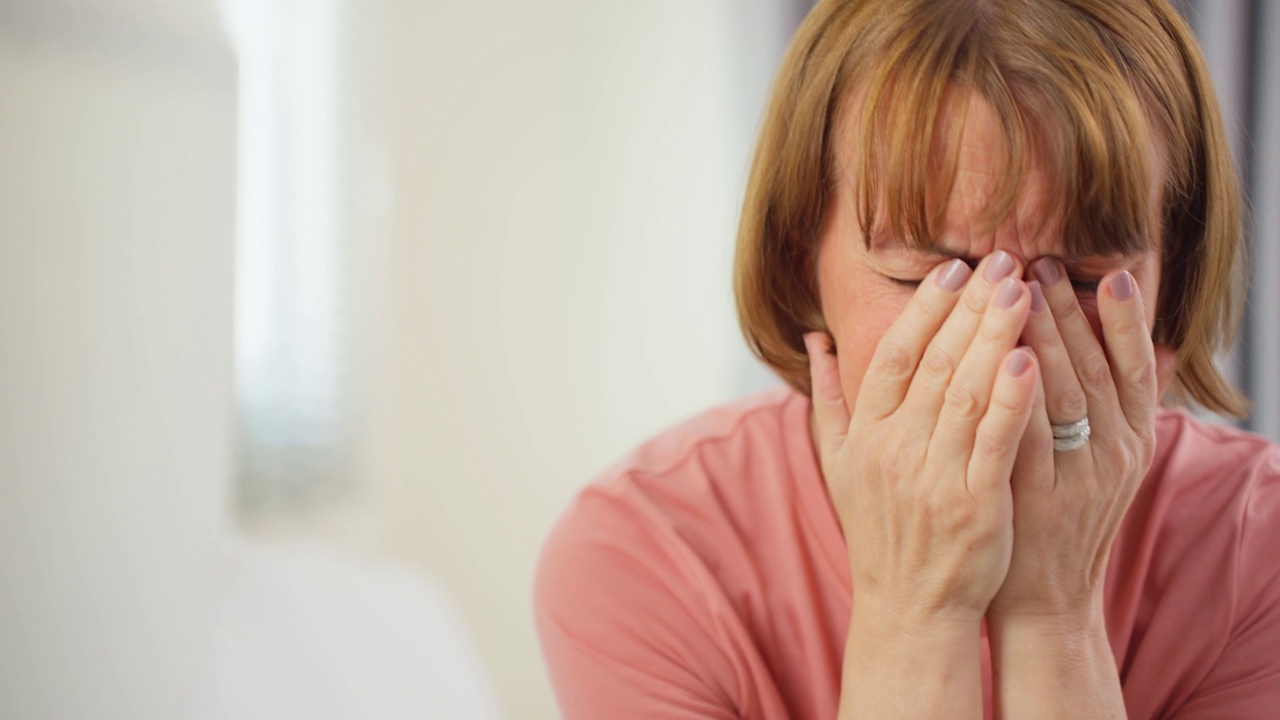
[835, 0, 1170, 258]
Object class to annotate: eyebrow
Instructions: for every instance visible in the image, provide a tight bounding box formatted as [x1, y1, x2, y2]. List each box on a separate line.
[877, 241, 1133, 265]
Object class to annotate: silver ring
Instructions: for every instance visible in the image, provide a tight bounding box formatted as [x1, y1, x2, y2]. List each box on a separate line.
[1050, 416, 1091, 451]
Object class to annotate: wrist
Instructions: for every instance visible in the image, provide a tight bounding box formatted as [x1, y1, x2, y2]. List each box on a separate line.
[987, 602, 1123, 720]
[841, 603, 985, 720]
[987, 592, 1108, 638]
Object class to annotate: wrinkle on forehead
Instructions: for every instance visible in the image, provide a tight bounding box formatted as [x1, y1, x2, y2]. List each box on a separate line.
[934, 99, 1065, 261]
[851, 89, 1163, 263]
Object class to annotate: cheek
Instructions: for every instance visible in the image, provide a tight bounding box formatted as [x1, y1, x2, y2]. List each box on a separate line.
[832, 303, 901, 409]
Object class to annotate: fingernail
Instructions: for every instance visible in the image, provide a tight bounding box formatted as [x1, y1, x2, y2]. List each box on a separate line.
[1032, 257, 1060, 286]
[1110, 271, 1134, 301]
[1008, 348, 1032, 377]
[995, 277, 1023, 308]
[937, 258, 971, 292]
[983, 251, 1015, 282]
[1028, 281, 1047, 313]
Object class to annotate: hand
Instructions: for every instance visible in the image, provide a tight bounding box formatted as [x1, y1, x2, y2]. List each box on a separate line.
[988, 259, 1177, 622]
[806, 252, 1040, 624]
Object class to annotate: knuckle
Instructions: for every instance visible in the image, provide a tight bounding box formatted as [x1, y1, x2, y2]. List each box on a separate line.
[1050, 297, 1080, 326]
[1077, 351, 1112, 390]
[1126, 424, 1157, 466]
[874, 340, 916, 380]
[920, 345, 959, 381]
[875, 437, 907, 477]
[988, 389, 1025, 416]
[1054, 388, 1089, 422]
[973, 430, 1009, 461]
[962, 289, 989, 315]
[1123, 360, 1157, 396]
[1110, 316, 1146, 339]
[943, 380, 985, 421]
[1117, 447, 1143, 481]
[940, 499, 979, 533]
[976, 317, 1011, 346]
[1099, 442, 1142, 482]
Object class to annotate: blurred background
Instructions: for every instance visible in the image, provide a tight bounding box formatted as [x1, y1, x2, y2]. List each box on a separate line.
[0, 1, 1275, 718]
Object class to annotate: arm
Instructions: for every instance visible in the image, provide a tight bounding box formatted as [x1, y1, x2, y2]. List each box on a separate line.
[534, 490, 740, 720]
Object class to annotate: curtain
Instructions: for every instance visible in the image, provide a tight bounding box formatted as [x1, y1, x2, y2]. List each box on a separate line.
[1185, 0, 1280, 441]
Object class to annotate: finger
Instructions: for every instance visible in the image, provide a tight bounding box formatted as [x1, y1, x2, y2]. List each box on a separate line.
[903, 250, 1020, 421]
[1011, 363, 1055, 491]
[853, 258, 973, 420]
[1029, 257, 1120, 437]
[929, 276, 1032, 462]
[805, 332, 850, 459]
[966, 348, 1038, 496]
[1097, 270, 1158, 432]
[1019, 280, 1089, 427]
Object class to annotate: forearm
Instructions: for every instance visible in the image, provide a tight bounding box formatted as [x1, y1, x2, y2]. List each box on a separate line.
[988, 606, 1126, 720]
[838, 604, 984, 720]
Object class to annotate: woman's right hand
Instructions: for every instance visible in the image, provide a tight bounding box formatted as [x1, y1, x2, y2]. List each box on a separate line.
[804, 251, 1040, 625]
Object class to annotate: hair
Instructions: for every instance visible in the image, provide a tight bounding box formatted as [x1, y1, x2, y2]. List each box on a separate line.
[734, 0, 1247, 416]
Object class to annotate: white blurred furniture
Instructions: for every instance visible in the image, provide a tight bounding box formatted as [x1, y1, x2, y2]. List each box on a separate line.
[217, 542, 501, 720]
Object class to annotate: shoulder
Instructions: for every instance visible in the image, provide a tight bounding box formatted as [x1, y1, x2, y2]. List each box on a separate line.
[532, 386, 809, 715]
[607, 384, 804, 482]
[1155, 408, 1280, 467]
[548, 385, 808, 541]
[1141, 408, 1280, 615]
[1143, 413, 1280, 715]
[535, 385, 807, 590]
[1150, 408, 1280, 511]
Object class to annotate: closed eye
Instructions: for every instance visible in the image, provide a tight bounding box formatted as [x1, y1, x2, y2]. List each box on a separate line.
[888, 272, 1103, 294]
[1069, 277, 1101, 295]
[887, 276, 924, 289]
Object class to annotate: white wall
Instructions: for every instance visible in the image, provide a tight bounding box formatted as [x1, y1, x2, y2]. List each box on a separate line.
[0, 1, 236, 718]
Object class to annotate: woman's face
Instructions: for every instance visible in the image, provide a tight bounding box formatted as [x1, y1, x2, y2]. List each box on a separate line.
[815, 94, 1162, 410]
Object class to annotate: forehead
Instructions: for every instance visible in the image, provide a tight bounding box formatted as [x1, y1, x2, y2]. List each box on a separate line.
[837, 88, 1164, 263]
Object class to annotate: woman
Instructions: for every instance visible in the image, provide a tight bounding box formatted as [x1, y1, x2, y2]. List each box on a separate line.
[535, 1, 1280, 718]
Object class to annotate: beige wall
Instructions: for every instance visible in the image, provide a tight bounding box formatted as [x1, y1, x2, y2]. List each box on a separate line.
[353, 1, 783, 717]
[0, 0, 789, 717]
[236, 1, 778, 713]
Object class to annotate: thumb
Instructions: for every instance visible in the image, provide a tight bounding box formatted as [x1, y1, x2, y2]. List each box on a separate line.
[805, 332, 851, 459]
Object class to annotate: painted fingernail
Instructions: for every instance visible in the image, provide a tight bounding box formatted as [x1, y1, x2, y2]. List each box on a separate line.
[995, 277, 1023, 308]
[1008, 348, 1032, 377]
[1029, 281, 1047, 313]
[1111, 271, 1134, 300]
[984, 251, 1015, 282]
[1031, 257, 1061, 286]
[937, 258, 971, 292]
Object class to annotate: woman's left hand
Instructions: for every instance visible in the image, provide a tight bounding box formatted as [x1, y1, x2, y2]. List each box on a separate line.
[988, 258, 1177, 622]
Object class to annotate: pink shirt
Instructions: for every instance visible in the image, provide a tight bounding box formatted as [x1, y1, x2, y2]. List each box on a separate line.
[535, 387, 1280, 719]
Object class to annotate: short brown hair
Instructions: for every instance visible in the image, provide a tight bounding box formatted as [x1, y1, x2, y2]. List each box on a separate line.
[734, 0, 1247, 416]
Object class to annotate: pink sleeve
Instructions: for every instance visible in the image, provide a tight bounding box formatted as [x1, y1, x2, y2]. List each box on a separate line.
[1173, 450, 1280, 719]
[533, 487, 743, 719]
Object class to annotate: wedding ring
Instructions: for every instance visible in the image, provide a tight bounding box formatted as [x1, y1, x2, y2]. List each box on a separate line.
[1050, 416, 1091, 451]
